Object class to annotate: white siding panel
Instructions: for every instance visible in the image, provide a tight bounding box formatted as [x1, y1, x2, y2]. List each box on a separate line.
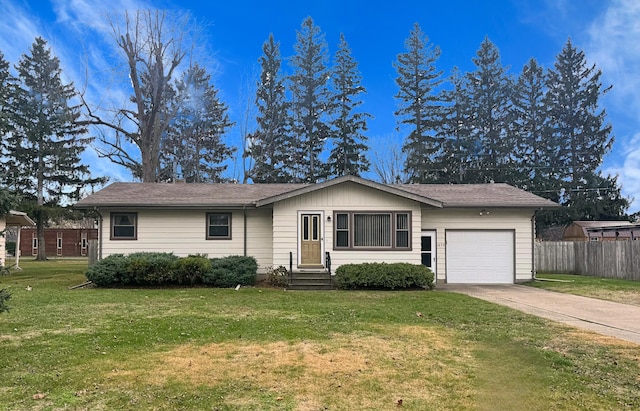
[101, 209, 273, 273]
[421, 208, 534, 283]
[272, 182, 422, 271]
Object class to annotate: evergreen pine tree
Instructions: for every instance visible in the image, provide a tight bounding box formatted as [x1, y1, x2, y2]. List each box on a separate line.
[394, 23, 444, 183]
[288, 17, 332, 183]
[246, 34, 292, 183]
[160, 64, 235, 183]
[464, 37, 514, 183]
[0, 51, 15, 155]
[437, 66, 474, 183]
[511, 58, 548, 191]
[4, 37, 104, 260]
[328, 34, 371, 177]
[543, 38, 626, 224]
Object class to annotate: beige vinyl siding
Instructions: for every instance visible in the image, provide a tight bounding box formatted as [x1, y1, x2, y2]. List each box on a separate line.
[0, 218, 5, 266]
[245, 208, 273, 273]
[421, 208, 535, 283]
[101, 209, 273, 273]
[272, 181, 422, 271]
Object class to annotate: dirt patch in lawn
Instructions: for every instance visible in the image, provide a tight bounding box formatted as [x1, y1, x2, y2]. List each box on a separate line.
[108, 325, 476, 410]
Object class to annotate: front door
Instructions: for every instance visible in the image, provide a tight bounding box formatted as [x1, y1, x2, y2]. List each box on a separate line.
[300, 213, 322, 266]
[421, 230, 436, 274]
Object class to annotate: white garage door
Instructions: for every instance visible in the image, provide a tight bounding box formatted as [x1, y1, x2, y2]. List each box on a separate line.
[446, 230, 514, 284]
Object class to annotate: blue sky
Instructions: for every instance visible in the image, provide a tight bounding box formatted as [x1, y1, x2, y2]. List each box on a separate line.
[1, 0, 639, 213]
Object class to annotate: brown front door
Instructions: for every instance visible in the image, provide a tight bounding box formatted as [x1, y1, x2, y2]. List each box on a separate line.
[300, 213, 322, 266]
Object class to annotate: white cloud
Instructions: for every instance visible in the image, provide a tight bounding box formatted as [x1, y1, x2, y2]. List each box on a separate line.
[0, 0, 43, 62]
[586, 0, 640, 213]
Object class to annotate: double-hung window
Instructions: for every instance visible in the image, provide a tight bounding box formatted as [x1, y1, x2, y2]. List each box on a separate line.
[207, 213, 232, 240]
[111, 213, 137, 240]
[334, 211, 411, 250]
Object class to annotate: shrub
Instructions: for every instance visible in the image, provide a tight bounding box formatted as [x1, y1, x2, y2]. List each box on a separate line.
[335, 262, 434, 290]
[265, 265, 289, 288]
[126, 252, 179, 285]
[85, 254, 129, 286]
[173, 255, 211, 286]
[204, 255, 258, 287]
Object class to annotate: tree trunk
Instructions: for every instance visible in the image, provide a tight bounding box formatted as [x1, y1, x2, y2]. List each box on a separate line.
[35, 208, 47, 261]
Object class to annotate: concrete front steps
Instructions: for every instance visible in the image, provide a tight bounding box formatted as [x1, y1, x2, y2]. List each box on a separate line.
[287, 271, 334, 290]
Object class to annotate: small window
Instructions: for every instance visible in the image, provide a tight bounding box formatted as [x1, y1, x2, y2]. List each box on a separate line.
[335, 213, 349, 248]
[207, 213, 231, 239]
[111, 213, 137, 240]
[396, 213, 410, 248]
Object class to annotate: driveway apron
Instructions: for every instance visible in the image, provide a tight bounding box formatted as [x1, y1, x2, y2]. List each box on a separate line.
[440, 284, 640, 345]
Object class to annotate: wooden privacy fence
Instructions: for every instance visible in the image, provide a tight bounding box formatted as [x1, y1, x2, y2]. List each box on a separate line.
[536, 241, 640, 281]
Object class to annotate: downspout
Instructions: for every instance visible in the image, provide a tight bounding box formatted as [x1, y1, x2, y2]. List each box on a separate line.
[94, 208, 103, 260]
[243, 205, 247, 257]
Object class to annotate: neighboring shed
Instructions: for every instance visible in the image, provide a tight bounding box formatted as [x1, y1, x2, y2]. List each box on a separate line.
[1, 210, 36, 268]
[563, 221, 640, 241]
[19, 228, 98, 257]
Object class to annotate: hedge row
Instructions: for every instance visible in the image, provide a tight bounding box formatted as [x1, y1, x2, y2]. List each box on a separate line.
[335, 262, 434, 290]
[85, 252, 257, 287]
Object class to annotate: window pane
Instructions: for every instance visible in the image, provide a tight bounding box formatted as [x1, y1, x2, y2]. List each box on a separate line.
[209, 214, 229, 226]
[396, 231, 409, 248]
[303, 216, 309, 241]
[336, 213, 349, 230]
[336, 231, 349, 247]
[354, 214, 391, 247]
[114, 226, 135, 238]
[312, 216, 319, 240]
[421, 236, 431, 252]
[116, 215, 132, 225]
[396, 213, 408, 230]
[421, 252, 432, 267]
[209, 226, 229, 237]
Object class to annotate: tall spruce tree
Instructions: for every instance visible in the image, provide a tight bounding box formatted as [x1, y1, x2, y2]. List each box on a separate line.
[437, 66, 474, 183]
[511, 58, 548, 191]
[4, 37, 103, 260]
[288, 17, 332, 183]
[159, 64, 235, 183]
[394, 23, 444, 183]
[542, 38, 627, 225]
[0, 51, 15, 156]
[246, 34, 292, 183]
[328, 34, 371, 177]
[464, 37, 514, 183]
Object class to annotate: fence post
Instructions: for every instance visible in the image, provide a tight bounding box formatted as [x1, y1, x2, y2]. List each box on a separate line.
[88, 240, 98, 266]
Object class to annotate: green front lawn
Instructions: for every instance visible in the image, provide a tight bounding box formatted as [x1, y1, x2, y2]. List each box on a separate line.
[1, 260, 640, 410]
[528, 273, 640, 306]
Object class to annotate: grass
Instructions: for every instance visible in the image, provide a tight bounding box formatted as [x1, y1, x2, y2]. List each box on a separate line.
[1, 260, 640, 410]
[528, 273, 640, 306]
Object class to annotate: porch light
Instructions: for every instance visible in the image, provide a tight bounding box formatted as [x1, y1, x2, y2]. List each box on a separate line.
[327, 215, 332, 222]
[479, 209, 490, 216]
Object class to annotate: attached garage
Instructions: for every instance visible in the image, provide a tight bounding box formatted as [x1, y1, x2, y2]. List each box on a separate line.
[446, 230, 514, 284]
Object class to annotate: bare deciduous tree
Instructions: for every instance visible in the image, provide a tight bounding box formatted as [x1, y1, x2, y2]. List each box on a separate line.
[83, 10, 195, 182]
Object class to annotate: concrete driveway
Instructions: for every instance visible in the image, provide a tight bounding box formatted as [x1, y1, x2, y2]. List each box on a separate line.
[440, 284, 640, 345]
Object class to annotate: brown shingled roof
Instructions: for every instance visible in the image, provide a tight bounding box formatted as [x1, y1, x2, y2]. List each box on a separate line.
[395, 183, 558, 208]
[75, 182, 307, 208]
[75, 177, 558, 209]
